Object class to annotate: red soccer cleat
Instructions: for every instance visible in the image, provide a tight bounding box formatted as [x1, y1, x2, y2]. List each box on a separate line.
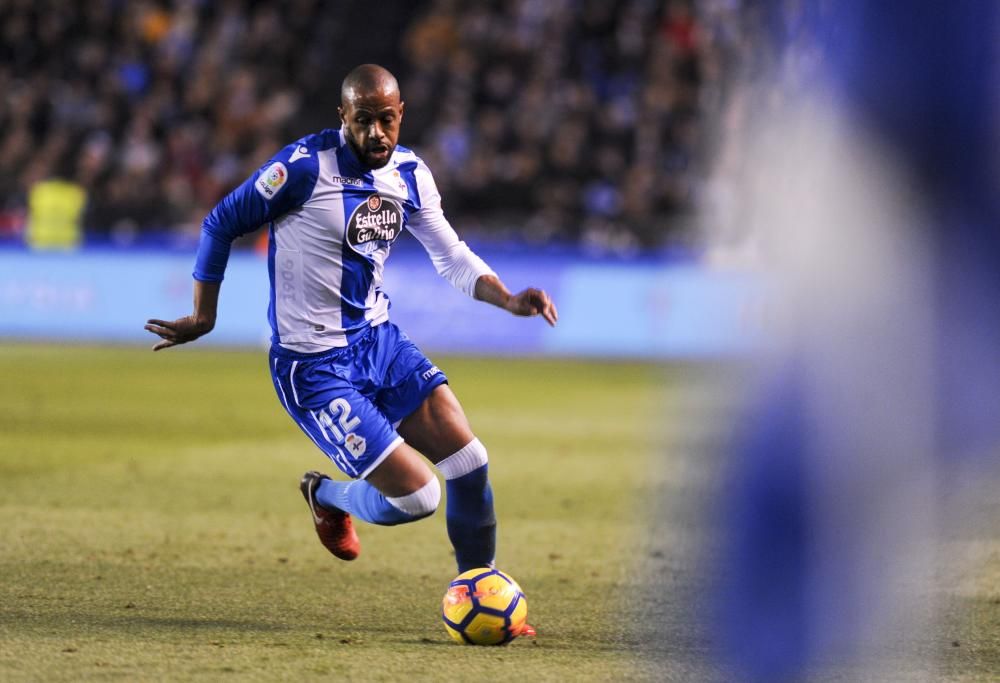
[300, 471, 360, 561]
[516, 623, 537, 639]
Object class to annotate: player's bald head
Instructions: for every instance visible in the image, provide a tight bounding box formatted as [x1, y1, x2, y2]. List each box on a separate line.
[341, 64, 400, 107]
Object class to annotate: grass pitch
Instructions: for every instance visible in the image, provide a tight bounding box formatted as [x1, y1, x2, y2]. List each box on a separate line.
[0, 345, 683, 681]
[1, 345, 997, 682]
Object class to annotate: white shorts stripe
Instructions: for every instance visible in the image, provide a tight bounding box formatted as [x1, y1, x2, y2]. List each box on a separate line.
[307, 410, 356, 475]
[296, 419, 327, 451]
[289, 360, 301, 406]
[297, 419, 354, 475]
[273, 358, 292, 412]
[309, 409, 333, 443]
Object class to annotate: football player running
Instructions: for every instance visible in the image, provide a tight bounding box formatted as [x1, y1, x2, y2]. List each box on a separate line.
[145, 64, 556, 576]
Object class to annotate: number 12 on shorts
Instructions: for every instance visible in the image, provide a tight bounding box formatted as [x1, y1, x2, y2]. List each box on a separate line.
[317, 398, 363, 451]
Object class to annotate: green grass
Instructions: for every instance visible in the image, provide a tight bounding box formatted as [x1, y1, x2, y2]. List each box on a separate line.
[2, 345, 998, 682]
[0, 345, 676, 681]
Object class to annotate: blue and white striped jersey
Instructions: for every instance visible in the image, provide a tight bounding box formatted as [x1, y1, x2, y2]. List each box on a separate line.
[193, 128, 495, 354]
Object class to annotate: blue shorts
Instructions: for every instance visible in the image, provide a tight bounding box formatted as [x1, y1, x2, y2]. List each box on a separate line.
[269, 322, 448, 479]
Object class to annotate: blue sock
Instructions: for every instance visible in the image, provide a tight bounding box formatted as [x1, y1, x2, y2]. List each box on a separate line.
[316, 478, 413, 526]
[445, 464, 496, 572]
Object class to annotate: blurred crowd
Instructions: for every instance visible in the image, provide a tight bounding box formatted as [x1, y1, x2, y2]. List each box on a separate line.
[403, 0, 757, 251]
[0, 0, 759, 252]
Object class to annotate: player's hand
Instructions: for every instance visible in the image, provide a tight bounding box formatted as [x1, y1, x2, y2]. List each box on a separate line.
[144, 315, 215, 351]
[505, 288, 558, 327]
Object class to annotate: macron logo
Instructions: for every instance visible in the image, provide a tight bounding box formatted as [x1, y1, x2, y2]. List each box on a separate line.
[289, 146, 311, 163]
[332, 175, 364, 187]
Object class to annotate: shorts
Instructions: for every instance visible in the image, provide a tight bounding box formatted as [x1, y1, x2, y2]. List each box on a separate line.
[269, 321, 448, 479]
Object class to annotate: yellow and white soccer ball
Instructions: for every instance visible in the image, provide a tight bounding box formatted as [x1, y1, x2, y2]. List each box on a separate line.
[441, 568, 528, 645]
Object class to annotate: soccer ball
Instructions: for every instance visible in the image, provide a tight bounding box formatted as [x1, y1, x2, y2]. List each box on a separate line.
[441, 567, 528, 645]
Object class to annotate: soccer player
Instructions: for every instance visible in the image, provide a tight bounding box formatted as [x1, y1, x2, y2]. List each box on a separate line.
[145, 64, 557, 574]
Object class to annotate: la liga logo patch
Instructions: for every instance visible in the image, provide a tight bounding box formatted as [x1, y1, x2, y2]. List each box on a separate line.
[255, 161, 288, 200]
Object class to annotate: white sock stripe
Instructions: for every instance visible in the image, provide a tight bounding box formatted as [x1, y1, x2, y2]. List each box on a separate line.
[386, 476, 441, 517]
[436, 438, 488, 480]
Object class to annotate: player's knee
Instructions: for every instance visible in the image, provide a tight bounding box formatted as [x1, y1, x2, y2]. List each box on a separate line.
[386, 475, 441, 519]
[436, 437, 488, 480]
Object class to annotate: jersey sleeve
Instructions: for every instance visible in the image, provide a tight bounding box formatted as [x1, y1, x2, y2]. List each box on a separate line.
[405, 160, 496, 297]
[193, 144, 319, 282]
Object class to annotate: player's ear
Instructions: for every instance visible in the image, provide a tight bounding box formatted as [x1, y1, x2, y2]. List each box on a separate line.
[338, 106, 346, 127]
[398, 101, 405, 122]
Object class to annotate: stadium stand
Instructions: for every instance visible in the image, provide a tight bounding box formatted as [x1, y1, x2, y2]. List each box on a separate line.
[0, 0, 751, 252]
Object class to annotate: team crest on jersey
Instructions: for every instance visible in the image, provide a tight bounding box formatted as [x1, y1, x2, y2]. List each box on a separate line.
[255, 162, 288, 200]
[346, 193, 403, 256]
[345, 433, 367, 458]
[391, 170, 408, 194]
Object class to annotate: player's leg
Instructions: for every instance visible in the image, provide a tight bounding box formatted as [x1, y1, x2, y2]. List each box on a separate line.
[398, 386, 497, 572]
[373, 322, 498, 571]
[311, 441, 440, 525]
[270, 348, 440, 560]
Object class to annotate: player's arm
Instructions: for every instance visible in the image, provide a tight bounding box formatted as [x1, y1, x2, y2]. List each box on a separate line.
[407, 161, 557, 326]
[144, 279, 220, 351]
[145, 147, 319, 350]
[473, 274, 558, 326]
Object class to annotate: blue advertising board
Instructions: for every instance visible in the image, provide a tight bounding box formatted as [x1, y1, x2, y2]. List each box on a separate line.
[0, 246, 764, 357]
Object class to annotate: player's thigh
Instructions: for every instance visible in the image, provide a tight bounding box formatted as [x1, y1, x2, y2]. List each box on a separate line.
[397, 384, 476, 464]
[376, 324, 450, 426]
[364, 441, 436, 497]
[373, 325, 474, 461]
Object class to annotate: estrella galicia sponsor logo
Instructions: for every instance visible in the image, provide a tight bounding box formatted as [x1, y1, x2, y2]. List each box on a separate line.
[332, 175, 364, 186]
[346, 193, 403, 256]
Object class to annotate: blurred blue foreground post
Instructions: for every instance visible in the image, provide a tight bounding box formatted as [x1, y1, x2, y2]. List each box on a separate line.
[715, 1, 1000, 679]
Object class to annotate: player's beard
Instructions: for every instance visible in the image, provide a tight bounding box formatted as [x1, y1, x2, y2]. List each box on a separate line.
[347, 134, 393, 170]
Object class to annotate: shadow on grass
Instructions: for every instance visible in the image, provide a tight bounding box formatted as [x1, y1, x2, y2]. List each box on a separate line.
[1, 609, 289, 635]
[390, 634, 629, 653]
